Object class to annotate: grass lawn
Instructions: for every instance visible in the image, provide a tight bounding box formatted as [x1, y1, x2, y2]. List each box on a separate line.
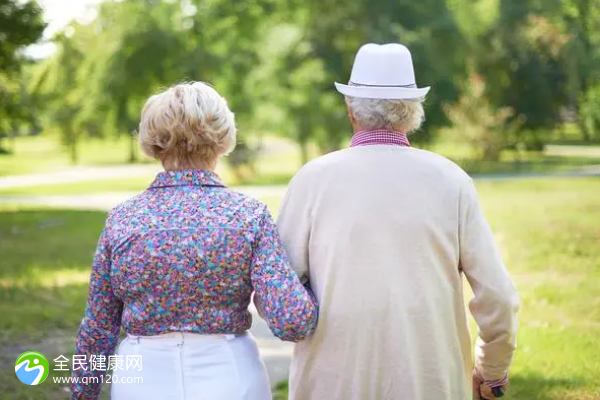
[0, 135, 303, 180]
[429, 141, 600, 175]
[1, 178, 600, 399]
[0, 135, 303, 195]
[0, 136, 155, 177]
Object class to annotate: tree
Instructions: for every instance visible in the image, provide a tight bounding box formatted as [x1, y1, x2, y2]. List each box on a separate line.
[36, 32, 87, 164]
[462, 0, 600, 146]
[98, 0, 188, 162]
[561, 0, 600, 140]
[183, 0, 280, 171]
[272, 0, 468, 153]
[247, 24, 343, 163]
[444, 73, 523, 161]
[0, 0, 45, 72]
[0, 0, 45, 152]
[35, 0, 190, 163]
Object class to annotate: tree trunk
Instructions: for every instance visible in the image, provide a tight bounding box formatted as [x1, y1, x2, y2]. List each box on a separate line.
[577, 115, 591, 142]
[69, 136, 79, 165]
[129, 133, 138, 163]
[0, 135, 8, 154]
[576, 0, 592, 142]
[300, 141, 309, 166]
[321, 143, 341, 154]
[10, 131, 17, 152]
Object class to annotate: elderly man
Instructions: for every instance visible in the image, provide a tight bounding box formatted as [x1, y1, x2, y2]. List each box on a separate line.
[277, 43, 519, 400]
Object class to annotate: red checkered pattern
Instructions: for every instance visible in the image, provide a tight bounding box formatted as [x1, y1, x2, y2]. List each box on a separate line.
[350, 129, 411, 148]
[475, 368, 510, 389]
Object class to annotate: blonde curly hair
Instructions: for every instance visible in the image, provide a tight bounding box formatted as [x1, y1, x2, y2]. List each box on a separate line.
[138, 82, 236, 170]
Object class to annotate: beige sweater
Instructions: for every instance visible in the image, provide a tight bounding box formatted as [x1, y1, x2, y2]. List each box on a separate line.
[277, 145, 519, 400]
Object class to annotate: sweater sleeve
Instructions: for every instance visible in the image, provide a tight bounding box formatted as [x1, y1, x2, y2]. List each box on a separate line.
[72, 223, 123, 400]
[251, 206, 318, 342]
[459, 178, 520, 381]
[276, 177, 311, 283]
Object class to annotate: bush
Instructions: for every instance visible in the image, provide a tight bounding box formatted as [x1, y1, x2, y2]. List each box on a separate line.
[444, 74, 523, 161]
[227, 141, 262, 182]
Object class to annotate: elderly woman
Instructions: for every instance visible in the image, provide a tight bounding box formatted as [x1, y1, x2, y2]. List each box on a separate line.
[72, 82, 318, 400]
[277, 43, 519, 400]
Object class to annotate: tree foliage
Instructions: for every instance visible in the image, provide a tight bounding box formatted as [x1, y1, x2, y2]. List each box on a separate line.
[454, 0, 600, 146]
[0, 0, 45, 73]
[0, 0, 45, 151]
[3, 0, 600, 164]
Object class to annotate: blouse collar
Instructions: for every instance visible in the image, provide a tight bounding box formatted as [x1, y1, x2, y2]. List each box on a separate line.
[149, 169, 225, 189]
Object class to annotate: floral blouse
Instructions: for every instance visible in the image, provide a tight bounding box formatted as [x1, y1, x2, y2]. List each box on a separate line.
[72, 169, 318, 399]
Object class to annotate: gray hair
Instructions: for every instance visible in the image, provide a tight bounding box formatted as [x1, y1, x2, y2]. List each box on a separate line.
[346, 97, 425, 133]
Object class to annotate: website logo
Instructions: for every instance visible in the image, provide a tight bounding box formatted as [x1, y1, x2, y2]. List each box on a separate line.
[15, 351, 49, 385]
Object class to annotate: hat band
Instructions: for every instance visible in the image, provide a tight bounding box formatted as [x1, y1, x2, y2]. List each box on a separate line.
[349, 81, 417, 89]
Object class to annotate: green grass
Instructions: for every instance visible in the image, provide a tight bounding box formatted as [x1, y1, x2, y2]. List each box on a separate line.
[0, 135, 301, 195]
[474, 179, 600, 399]
[0, 206, 108, 399]
[460, 153, 600, 175]
[429, 141, 600, 175]
[0, 177, 154, 196]
[1, 182, 599, 398]
[0, 136, 154, 177]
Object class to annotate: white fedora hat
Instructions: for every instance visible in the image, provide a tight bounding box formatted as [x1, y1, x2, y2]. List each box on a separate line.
[335, 43, 430, 100]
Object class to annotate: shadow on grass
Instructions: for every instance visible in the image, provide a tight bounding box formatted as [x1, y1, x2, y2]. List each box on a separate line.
[506, 374, 587, 400]
[0, 208, 107, 278]
[0, 280, 94, 400]
[0, 208, 110, 399]
[0, 208, 107, 340]
[271, 375, 587, 400]
[460, 155, 600, 175]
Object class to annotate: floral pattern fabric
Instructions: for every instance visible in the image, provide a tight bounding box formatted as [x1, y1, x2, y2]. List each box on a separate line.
[72, 169, 318, 399]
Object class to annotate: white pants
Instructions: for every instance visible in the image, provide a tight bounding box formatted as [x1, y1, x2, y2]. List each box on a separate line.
[111, 332, 272, 400]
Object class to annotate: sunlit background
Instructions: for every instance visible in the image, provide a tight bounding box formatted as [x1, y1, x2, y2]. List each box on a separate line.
[0, 0, 599, 399]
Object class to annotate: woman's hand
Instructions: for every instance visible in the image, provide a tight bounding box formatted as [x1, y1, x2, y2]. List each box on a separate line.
[473, 369, 509, 399]
[252, 293, 265, 318]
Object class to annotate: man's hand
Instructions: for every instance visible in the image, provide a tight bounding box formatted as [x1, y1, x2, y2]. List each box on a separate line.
[473, 369, 509, 399]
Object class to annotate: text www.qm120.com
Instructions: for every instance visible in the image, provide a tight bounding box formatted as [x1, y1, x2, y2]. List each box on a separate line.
[53, 375, 143, 385]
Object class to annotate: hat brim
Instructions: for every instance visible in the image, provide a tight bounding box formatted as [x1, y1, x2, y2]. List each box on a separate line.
[334, 82, 430, 100]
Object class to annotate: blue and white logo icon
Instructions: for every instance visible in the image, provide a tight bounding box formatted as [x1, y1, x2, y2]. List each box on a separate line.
[15, 351, 49, 385]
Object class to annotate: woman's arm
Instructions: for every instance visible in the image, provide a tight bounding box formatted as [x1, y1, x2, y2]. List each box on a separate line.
[72, 223, 123, 400]
[250, 206, 318, 342]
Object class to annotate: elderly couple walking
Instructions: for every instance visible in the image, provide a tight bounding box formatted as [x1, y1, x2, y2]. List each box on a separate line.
[72, 43, 519, 400]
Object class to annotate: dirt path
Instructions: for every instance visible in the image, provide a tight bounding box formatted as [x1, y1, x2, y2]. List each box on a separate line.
[1, 164, 599, 210]
[1, 158, 598, 191]
[0, 164, 162, 190]
[0, 185, 290, 210]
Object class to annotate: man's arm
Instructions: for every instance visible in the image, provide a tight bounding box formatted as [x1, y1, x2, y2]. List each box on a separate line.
[459, 178, 520, 382]
[276, 176, 312, 283]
